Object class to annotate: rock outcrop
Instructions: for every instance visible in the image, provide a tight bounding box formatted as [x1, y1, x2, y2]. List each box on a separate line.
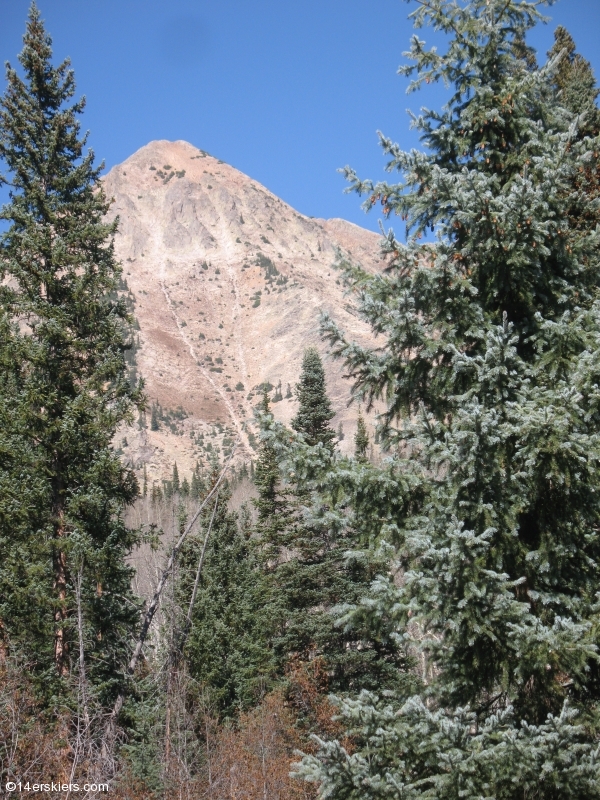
[104, 140, 382, 484]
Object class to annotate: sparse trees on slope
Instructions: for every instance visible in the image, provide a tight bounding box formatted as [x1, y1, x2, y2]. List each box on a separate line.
[0, 4, 143, 699]
[294, 0, 600, 797]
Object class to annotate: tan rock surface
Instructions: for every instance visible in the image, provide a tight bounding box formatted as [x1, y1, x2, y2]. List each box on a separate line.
[104, 139, 381, 485]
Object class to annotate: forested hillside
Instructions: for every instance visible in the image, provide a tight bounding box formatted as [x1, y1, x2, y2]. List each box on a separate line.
[1, 1, 600, 799]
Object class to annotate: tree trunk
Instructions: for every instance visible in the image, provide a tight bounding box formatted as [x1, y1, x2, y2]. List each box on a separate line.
[53, 543, 69, 677]
[53, 464, 70, 677]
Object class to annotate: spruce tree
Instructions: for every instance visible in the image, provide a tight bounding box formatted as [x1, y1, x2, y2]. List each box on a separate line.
[291, 348, 336, 450]
[548, 26, 600, 136]
[547, 27, 600, 242]
[253, 390, 294, 552]
[179, 475, 273, 717]
[354, 411, 369, 462]
[0, 4, 142, 698]
[262, 356, 408, 698]
[295, 0, 600, 797]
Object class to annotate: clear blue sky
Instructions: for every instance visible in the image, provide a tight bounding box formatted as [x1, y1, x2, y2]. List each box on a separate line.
[1, 0, 599, 231]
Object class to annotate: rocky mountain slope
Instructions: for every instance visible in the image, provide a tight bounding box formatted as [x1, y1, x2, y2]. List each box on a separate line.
[104, 140, 382, 486]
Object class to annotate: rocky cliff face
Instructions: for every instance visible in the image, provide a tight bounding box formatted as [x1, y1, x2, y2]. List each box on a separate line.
[104, 140, 381, 485]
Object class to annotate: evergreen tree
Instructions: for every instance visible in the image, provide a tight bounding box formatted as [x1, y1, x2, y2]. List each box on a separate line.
[291, 348, 336, 450]
[179, 474, 273, 717]
[0, 315, 49, 663]
[295, 0, 600, 797]
[253, 391, 294, 553]
[151, 482, 162, 504]
[0, 4, 143, 698]
[172, 462, 180, 494]
[190, 463, 204, 500]
[262, 362, 408, 699]
[548, 25, 600, 136]
[547, 26, 600, 241]
[354, 411, 369, 462]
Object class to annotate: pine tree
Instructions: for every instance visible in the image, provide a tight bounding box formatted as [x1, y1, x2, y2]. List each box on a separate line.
[291, 348, 336, 450]
[296, 1, 600, 797]
[172, 463, 180, 494]
[354, 411, 369, 462]
[0, 4, 143, 698]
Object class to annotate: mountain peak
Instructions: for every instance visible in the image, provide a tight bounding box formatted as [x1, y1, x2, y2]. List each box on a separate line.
[104, 142, 381, 482]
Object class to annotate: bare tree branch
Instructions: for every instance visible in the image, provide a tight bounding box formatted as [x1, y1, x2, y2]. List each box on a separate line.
[179, 487, 221, 654]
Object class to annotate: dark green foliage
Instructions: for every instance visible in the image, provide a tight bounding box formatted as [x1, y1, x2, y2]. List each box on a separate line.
[253, 392, 294, 553]
[0, 316, 51, 665]
[257, 368, 409, 700]
[180, 478, 273, 717]
[548, 26, 600, 136]
[255, 252, 279, 279]
[354, 412, 369, 462]
[151, 483, 163, 504]
[547, 27, 600, 242]
[190, 463, 205, 499]
[266, 519, 412, 697]
[291, 348, 336, 450]
[0, 4, 142, 698]
[295, 1, 600, 796]
[148, 402, 188, 434]
[272, 380, 283, 402]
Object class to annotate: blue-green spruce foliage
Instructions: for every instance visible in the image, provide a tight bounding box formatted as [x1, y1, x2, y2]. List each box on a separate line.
[287, 0, 600, 797]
